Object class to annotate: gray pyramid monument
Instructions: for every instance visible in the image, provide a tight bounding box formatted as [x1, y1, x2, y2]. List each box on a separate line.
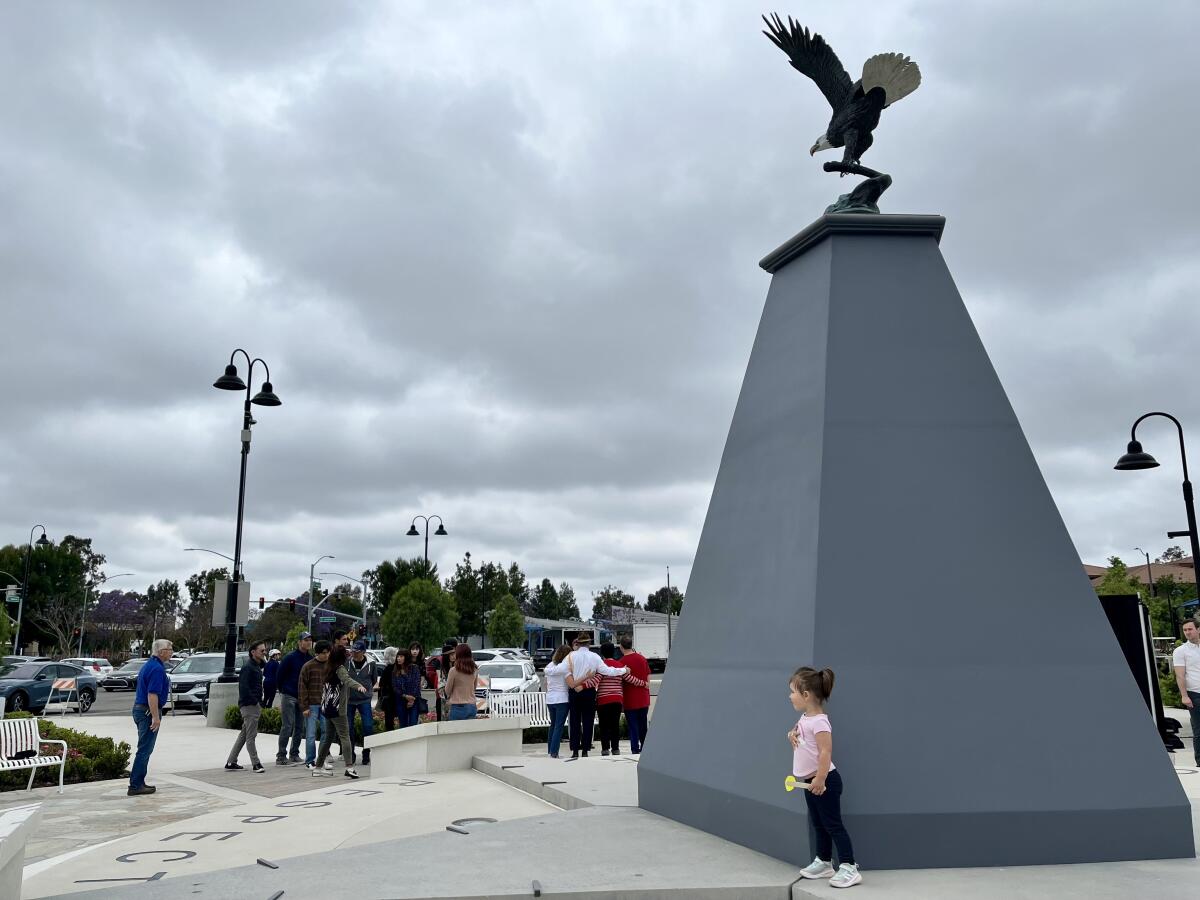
[637, 213, 1195, 869]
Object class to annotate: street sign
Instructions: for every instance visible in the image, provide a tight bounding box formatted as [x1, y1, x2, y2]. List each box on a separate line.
[211, 580, 251, 627]
[319, 615, 337, 623]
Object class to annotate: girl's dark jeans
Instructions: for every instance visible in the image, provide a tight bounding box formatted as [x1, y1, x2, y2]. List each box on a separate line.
[802, 768, 855, 865]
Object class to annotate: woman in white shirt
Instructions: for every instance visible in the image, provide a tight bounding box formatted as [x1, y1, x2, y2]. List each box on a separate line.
[543, 645, 573, 758]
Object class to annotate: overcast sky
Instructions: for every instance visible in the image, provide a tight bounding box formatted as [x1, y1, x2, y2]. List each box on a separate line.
[2, 1, 1199, 616]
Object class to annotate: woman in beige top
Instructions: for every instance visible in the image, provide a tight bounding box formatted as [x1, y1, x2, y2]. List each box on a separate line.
[443, 644, 483, 720]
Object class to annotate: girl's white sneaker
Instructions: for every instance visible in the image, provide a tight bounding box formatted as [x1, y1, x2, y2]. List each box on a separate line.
[830, 863, 862, 888]
[799, 857, 835, 879]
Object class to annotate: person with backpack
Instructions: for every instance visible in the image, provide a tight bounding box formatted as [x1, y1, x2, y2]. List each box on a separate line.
[346, 642, 377, 766]
[313, 645, 369, 779]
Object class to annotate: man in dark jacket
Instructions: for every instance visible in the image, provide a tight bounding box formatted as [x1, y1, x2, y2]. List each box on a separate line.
[346, 641, 377, 765]
[263, 648, 281, 707]
[226, 640, 267, 772]
[276, 633, 313, 765]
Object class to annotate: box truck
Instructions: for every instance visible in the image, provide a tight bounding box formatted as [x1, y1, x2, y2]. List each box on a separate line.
[632, 623, 670, 672]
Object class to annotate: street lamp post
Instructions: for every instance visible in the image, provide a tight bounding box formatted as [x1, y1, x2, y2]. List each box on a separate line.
[308, 554, 335, 633]
[213, 349, 281, 681]
[1115, 411, 1199, 640]
[320, 571, 368, 639]
[13, 526, 51, 653]
[406, 515, 447, 578]
[80, 572, 133, 656]
[666, 565, 672, 652]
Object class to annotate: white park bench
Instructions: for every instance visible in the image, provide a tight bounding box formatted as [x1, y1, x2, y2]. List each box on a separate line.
[0, 717, 67, 793]
[488, 691, 552, 727]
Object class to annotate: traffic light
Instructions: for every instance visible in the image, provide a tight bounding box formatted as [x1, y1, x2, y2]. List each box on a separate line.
[289, 598, 296, 613]
[259, 596, 265, 610]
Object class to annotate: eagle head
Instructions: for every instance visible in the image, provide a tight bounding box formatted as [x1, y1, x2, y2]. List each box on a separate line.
[810, 134, 834, 156]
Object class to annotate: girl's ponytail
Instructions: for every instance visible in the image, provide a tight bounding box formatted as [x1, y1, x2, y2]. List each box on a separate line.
[819, 667, 835, 700]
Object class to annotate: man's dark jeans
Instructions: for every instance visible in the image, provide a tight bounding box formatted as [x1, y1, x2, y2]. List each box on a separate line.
[568, 687, 597, 752]
[1189, 692, 1200, 766]
[129, 705, 158, 789]
[625, 706, 649, 753]
[277, 694, 303, 760]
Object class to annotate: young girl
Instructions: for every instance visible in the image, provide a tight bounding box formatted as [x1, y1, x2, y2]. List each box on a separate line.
[789, 666, 860, 888]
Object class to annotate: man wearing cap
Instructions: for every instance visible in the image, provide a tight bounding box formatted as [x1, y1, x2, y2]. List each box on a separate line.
[346, 641, 377, 765]
[275, 632, 313, 766]
[263, 648, 282, 708]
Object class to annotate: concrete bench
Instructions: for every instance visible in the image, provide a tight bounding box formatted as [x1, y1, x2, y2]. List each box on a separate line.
[363, 717, 527, 778]
[0, 718, 67, 793]
[0, 803, 43, 899]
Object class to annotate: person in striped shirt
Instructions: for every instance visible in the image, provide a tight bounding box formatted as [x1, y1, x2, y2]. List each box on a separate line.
[580, 642, 647, 755]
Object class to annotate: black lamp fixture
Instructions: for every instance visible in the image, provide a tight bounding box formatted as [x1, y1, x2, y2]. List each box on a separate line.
[406, 524, 420, 537]
[1114, 440, 1159, 471]
[34, 533, 50, 548]
[212, 349, 282, 681]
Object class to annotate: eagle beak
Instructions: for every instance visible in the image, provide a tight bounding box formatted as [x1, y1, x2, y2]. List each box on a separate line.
[810, 144, 818, 156]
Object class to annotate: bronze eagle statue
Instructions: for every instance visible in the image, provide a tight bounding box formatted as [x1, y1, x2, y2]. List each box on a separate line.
[763, 13, 920, 168]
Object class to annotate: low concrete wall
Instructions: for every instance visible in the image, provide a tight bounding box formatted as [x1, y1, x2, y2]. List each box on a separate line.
[364, 717, 527, 778]
[0, 802, 42, 899]
[205, 682, 238, 728]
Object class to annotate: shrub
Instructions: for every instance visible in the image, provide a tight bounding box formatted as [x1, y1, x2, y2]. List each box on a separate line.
[224, 706, 283, 733]
[1160, 673, 1183, 708]
[0, 712, 132, 791]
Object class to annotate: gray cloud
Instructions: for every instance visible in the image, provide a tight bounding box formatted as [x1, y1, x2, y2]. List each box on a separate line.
[2, 1, 1199, 618]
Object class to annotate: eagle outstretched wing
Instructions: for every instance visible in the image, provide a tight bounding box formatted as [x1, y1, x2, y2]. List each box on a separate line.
[762, 13, 853, 112]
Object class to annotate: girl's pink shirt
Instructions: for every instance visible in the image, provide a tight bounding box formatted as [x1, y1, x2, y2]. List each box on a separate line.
[792, 712, 836, 778]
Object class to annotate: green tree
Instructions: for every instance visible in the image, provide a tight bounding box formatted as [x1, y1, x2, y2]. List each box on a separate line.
[363, 556, 437, 618]
[646, 585, 685, 615]
[1159, 546, 1186, 562]
[1095, 557, 1141, 595]
[381, 579, 458, 652]
[0, 601, 11, 648]
[249, 602, 305, 646]
[529, 578, 560, 619]
[592, 585, 639, 620]
[19, 535, 107, 653]
[282, 621, 309, 652]
[557, 581, 581, 619]
[488, 594, 525, 648]
[179, 567, 230, 651]
[145, 579, 182, 643]
[447, 552, 485, 637]
[507, 563, 531, 611]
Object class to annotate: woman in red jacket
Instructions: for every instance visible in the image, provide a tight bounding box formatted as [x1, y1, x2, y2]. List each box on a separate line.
[618, 636, 652, 753]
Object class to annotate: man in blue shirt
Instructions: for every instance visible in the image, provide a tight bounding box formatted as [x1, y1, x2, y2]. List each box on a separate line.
[275, 632, 313, 765]
[129, 638, 173, 796]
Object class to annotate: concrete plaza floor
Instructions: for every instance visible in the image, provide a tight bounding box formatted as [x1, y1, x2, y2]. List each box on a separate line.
[5, 705, 1199, 899]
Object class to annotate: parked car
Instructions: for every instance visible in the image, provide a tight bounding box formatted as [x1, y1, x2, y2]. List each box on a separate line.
[168, 652, 249, 712]
[488, 647, 531, 660]
[61, 657, 114, 675]
[2, 655, 52, 665]
[0, 660, 99, 713]
[101, 658, 148, 691]
[474, 659, 541, 710]
[531, 647, 556, 670]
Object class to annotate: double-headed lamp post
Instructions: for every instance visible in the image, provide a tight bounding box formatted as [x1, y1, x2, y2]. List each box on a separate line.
[213, 349, 281, 681]
[1115, 411, 1199, 639]
[407, 515, 447, 578]
[13, 526, 51, 653]
[80, 572, 133, 656]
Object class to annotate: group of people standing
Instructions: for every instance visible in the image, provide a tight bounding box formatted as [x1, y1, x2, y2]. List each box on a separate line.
[543, 633, 651, 759]
[223, 632, 492, 778]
